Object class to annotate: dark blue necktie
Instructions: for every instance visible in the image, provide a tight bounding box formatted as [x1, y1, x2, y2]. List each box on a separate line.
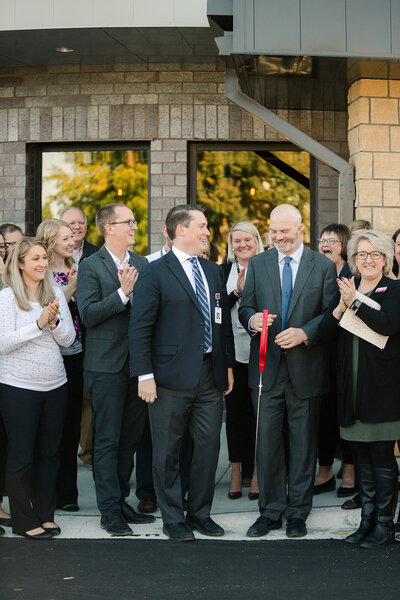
[189, 257, 212, 352]
[281, 256, 293, 331]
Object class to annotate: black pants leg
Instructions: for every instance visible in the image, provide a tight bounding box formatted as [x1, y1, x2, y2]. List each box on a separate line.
[0, 383, 67, 534]
[0, 415, 7, 503]
[57, 353, 83, 506]
[84, 367, 147, 515]
[225, 362, 255, 479]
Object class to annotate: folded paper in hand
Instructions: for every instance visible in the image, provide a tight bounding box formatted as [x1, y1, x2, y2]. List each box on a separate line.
[338, 291, 388, 350]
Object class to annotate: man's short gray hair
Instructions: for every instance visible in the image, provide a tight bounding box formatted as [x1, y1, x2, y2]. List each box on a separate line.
[60, 206, 87, 223]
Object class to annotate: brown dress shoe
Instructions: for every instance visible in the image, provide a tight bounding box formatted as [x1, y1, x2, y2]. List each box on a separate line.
[137, 498, 157, 513]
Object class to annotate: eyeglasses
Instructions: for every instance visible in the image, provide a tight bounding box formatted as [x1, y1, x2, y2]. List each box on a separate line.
[355, 251, 383, 261]
[317, 238, 341, 245]
[108, 219, 137, 228]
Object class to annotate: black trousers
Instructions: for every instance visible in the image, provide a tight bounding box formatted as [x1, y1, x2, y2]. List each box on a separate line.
[135, 413, 193, 501]
[350, 440, 398, 471]
[84, 364, 147, 515]
[57, 353, 83, 506]
[317, 388, 353, 466]
[0, 383, 67, 534]
[224, 361, 255, 478]
[149, 357, 223, 524]
[0, 414, 7, 503]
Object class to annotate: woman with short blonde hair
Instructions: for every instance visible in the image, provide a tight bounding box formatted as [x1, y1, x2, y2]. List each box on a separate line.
[0, 237, 75, 539]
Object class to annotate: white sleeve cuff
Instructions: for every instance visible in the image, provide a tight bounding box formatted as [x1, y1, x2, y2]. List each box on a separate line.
[118, 288, 129, 305]
[139, 373, 154, 382]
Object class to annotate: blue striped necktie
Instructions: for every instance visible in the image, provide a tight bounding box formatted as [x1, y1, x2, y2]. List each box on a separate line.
[189, 257, 212, 352]
[281, 256, 293, 331]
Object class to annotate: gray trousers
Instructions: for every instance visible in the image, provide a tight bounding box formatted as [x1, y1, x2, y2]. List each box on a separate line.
[149, 357, 223, 524]
[253, 355, 321, 522]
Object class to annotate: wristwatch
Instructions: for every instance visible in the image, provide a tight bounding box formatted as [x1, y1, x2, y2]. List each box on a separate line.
[350, 299, 362, 312]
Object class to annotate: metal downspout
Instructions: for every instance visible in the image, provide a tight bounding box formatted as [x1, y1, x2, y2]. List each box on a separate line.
[224, 68, 355, 225]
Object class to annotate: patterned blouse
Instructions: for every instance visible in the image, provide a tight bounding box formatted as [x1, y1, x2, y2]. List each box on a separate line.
[52, 271, 80, 335]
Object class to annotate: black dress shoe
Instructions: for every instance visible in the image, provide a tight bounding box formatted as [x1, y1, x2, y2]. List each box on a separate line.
[248, 492, 259, 500]
[100, 510, 133, 536]
[0, 517, 12, 527]
[0, 526, 4, 536]
[162, 522, 195, 541]
[286, 518, 307, 538]
[337, 486, 356, 498]
[341, 493, 362, 510]
[228, 491, 242, 499]
[185, 516, 224, 537]
[313, 476, 336, 495]
[57, 503, 79, 512]
[246, 516, 282, 538]
[18, 531, 52, 540]
[137, 498, 157, 513]
[42, 526, 61, 536]
[121, 502, 155, 524]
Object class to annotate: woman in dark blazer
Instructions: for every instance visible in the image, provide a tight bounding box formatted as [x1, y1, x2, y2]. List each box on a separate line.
[319, 230, 400, 549]
[220, 221, 264, 500]
[314, 224, 355, 498]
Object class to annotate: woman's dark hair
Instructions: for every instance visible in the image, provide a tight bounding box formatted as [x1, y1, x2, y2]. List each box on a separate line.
[392, 228, 400, 277]
[320, 223, 351, 261]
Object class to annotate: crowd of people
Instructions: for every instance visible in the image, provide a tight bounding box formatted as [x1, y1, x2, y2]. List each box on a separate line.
[0, 204, 399, 549]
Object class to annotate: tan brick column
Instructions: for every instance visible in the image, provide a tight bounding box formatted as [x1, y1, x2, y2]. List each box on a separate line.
[348, 79, 400, 233]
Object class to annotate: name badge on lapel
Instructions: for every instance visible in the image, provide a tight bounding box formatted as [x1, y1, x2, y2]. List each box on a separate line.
[375, 287, 387, 293]
[215, 293, 222, 324]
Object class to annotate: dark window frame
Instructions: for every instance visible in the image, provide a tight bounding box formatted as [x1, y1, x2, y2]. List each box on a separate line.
[188, 141, 317, 249]
[32, 141, 151, 246]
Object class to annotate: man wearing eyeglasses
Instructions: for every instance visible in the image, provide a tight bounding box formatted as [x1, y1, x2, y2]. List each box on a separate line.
[77, 203, 154, 536]
[0, 224, 23, 256]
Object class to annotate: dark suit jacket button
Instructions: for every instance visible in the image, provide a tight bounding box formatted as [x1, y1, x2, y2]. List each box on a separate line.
[199, 344, 204, 349]
[200, 323, 204, 327]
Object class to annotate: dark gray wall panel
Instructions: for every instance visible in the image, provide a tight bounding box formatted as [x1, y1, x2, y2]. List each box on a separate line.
[391, 0, 400, 55]
[301, 0, 346, 54]
[254, 0, 300, 53]
[346, 0, 391, 56]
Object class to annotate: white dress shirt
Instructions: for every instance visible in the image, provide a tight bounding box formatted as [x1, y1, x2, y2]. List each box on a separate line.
[104, 245, 130, 305]
[277, 242, 304, 287]
[146, 246, 167, 263]
[71, 242, 84, 269]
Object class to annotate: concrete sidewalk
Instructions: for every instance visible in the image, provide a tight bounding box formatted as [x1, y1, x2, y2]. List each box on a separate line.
[1, 424, 366, 541]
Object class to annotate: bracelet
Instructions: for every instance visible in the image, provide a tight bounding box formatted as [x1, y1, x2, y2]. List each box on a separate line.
[36, 320, 43, 331]
[233, 289, 241, 298]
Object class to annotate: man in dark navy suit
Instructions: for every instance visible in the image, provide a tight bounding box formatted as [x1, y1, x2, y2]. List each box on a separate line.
[130, 205, 234, 541]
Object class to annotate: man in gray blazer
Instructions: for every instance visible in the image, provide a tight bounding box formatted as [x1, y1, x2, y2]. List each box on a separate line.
[239, 204, 336, 538]
[77, 203, 154, 535]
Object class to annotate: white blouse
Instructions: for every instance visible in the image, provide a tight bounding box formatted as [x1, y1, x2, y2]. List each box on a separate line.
[0, 285, 76, 391]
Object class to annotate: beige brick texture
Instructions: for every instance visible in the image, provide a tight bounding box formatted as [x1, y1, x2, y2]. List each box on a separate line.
[348, 78, 400, 230]
[0, 61, 349, 246]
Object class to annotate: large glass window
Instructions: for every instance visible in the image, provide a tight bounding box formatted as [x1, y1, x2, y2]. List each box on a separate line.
[191, 143, 312, 262]
[39, 145, 149, 254]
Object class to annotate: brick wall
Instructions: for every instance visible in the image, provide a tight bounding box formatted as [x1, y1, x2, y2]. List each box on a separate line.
[348, 78, 400, 232]
[0, 61, 349, 246]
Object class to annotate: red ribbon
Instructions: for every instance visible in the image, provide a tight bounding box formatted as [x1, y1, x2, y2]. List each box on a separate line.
[258, 309, 269, 373]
